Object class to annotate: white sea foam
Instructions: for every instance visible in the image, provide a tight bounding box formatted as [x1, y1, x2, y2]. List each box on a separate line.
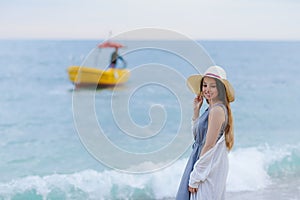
[227, 147, 271, 191]
[0, 145, 298, 199]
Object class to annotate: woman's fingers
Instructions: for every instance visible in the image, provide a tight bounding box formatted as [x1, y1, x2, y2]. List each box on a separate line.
[194, 95, 203, 109]
[188, 186, 198, 193]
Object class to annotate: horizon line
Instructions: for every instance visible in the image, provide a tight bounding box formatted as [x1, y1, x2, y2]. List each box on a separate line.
[0, 37, 299, 42]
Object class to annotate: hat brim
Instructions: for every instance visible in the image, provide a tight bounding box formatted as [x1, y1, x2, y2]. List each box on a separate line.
[186, 74, 235, 102]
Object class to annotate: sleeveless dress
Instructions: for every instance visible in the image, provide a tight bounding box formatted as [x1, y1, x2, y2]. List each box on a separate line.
[175, 104, 228, 200]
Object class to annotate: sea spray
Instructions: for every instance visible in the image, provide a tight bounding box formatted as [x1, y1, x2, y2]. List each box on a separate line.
[227, 147, 271, 191]
[2, 144, 300, 199]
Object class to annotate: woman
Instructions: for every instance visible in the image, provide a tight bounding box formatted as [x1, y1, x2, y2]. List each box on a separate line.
[176, 66, 235, 200]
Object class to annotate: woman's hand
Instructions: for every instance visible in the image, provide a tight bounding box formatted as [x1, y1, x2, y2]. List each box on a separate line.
[192, 94, 203, 120]
[188, 186, 198, 193]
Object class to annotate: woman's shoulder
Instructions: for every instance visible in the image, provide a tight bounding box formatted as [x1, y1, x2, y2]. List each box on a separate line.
[209, 104, 226, 117]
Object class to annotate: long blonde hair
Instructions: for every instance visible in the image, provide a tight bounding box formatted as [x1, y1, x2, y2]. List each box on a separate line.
[224, 103, 234, 150]
[216, 79, 234, 150]
[201, 78, 234, 150]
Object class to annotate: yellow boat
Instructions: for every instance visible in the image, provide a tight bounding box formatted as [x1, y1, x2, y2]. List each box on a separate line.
[67, 41, 130, 88]
[67, 66, 130, 88]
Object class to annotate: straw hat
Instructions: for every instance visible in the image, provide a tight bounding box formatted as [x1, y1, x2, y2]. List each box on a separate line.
[186, 66, 235, 102]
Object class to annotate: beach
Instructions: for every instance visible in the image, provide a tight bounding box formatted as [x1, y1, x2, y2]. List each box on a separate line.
[0, 40, 300, 199]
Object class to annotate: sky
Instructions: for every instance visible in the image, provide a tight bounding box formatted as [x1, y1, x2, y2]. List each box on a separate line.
[0, 0, 299, 40]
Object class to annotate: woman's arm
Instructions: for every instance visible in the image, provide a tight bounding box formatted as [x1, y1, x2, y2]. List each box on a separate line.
[200, 106, 225, 157]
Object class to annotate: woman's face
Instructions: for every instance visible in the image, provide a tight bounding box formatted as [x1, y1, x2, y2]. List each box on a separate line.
[202, 77, 219, 102]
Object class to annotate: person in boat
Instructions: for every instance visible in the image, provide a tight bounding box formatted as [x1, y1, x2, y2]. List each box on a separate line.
[176, 66, 235, 200]
[109, 48, 127, 68]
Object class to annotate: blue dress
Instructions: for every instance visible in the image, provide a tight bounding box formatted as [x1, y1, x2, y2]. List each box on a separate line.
[175, 108, 209, 200]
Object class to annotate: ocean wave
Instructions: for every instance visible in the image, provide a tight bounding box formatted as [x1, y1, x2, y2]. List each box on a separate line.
[227, 143, 300, 192]
[0, 160, 186, 200]
[1, 144, 299, 199]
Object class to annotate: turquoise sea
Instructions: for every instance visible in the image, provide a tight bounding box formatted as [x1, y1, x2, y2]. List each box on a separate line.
[0, 39, 300, 199]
